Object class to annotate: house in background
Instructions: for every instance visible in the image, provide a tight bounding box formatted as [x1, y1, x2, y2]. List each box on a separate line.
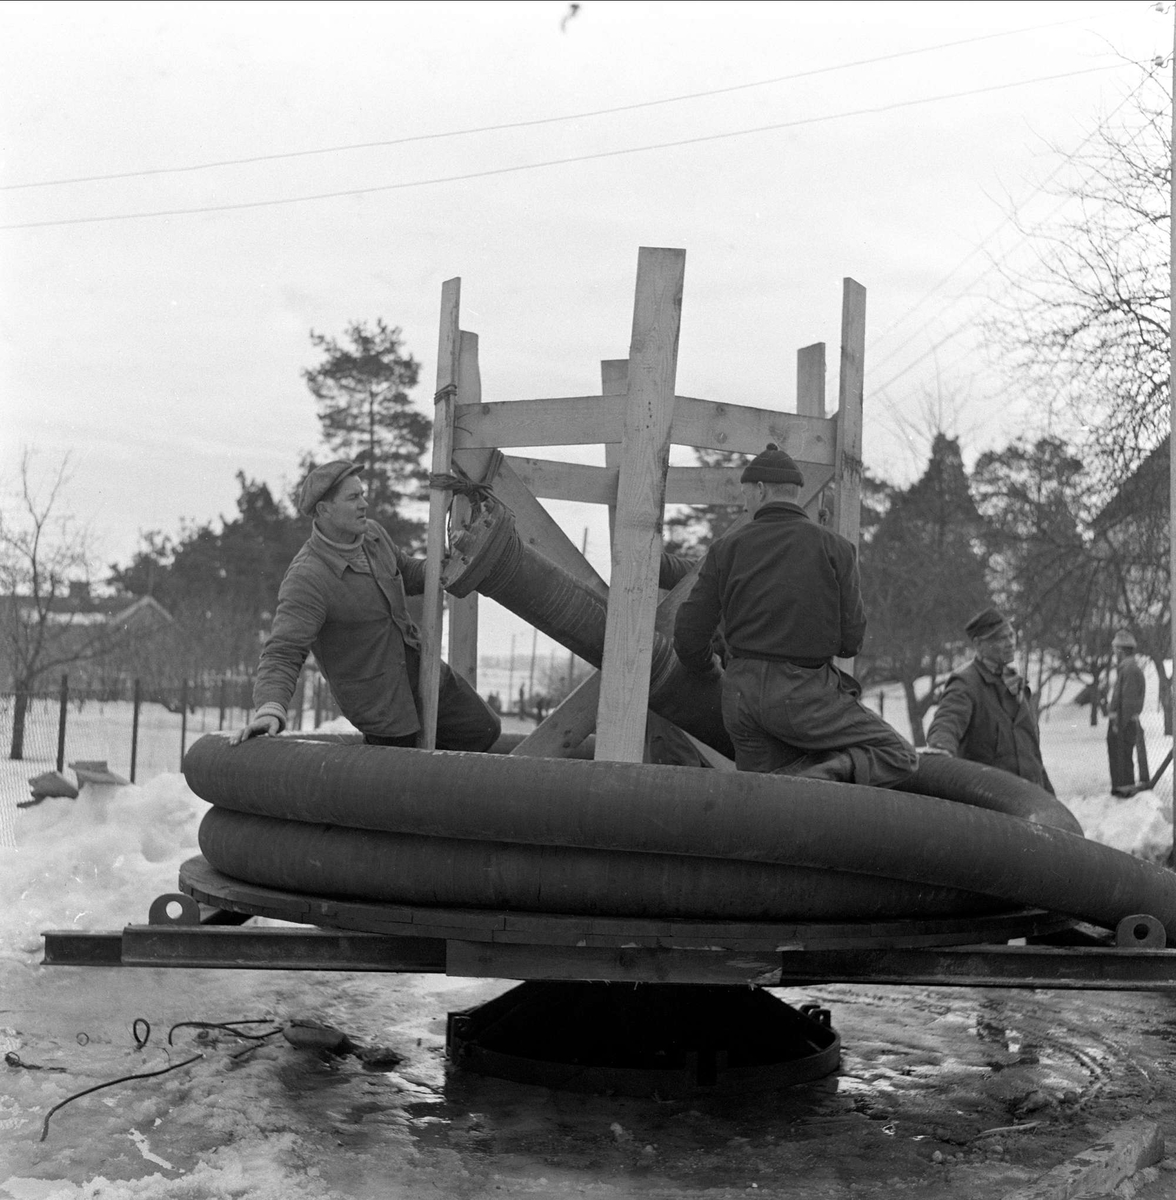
[0, 581, 177, 699]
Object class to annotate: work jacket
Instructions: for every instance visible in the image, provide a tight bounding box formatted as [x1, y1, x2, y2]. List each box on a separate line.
[253, 521, 426, 738]
[926, 658, 1054, 794]
[1108, 656, 1146, 725]
[673, 501, 866, 671]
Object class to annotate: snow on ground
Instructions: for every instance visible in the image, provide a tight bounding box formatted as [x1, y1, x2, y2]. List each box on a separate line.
[1, 684, 1173, 1198]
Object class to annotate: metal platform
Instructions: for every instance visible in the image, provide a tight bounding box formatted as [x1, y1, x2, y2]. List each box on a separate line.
[38, 857, 1176, 991]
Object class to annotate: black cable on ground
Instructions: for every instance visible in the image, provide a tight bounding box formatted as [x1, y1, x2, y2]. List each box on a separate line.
[167, 1020, 281, 1045]
[38, 1054, 203, 1142]
[38, 1015, 283, 1141]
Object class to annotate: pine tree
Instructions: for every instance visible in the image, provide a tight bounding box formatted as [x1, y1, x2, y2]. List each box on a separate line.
[302, 320, 431, 548]
[858, 435, 990, 744]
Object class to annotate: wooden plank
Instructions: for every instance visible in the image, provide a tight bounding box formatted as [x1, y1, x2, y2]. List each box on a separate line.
[832, 280, 866, 673]
[833, 278, 866, 548]
[596, 247, 685, 763]
[419, 277, 461, 749]
[601, 359, 627, 550]
[453, 395, 835, 460]
[453, 449, 607, 598]
[502, 454, 833, 508]
[448, 330, 481, 685]
[510, 672, 600, 757]
[796, 342, 826, 417]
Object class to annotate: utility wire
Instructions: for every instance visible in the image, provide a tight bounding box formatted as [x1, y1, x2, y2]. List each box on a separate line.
[867, 69, 1157, 363]
[1, 15, 1093, 192]
[866, 69, 1160, 393]
[0, 64, 1123, 232]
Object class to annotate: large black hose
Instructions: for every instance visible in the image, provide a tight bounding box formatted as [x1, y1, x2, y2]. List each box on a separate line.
[443, 498, 732, 756]
[197, 806, 1003, 921]
[441, 498, 1081, 834]
[185, 734, 1176, 938]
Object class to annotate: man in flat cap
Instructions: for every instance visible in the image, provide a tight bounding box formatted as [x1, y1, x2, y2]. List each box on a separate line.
[673, 444, 917, 785]
[924, 608, 1053, 793]
[1106, 628, 1147, 793]
[231, 460, 500, 751]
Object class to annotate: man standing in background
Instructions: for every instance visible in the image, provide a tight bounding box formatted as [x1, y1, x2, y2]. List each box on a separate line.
[925, 608, 1054, 794]
[1106, 629, 1147, 794]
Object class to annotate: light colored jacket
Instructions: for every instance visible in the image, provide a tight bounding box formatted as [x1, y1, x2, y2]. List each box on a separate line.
[1109, 656, 1146, 725]
[253, 521, 425, 738]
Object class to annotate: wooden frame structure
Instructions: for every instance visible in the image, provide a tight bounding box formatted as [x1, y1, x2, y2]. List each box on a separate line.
[417, 247, 865, 764]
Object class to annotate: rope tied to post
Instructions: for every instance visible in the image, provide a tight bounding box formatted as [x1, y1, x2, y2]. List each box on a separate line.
[428, 461, 497, 507]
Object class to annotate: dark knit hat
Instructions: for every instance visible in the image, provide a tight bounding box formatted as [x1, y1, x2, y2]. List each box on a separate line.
[965, 607, 1011, 640]
[740, 443, 804, 487]
[296, 460, 363, 516]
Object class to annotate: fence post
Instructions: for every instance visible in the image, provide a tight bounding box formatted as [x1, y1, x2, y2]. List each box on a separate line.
[56, 674, 69, 774]
[130, 678, 141, 783]
[179, 679, 189, 770]
[218, 677, 227, 731]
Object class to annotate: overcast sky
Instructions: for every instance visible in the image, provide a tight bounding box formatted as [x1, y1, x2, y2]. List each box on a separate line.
[1, 0, 1169, 664]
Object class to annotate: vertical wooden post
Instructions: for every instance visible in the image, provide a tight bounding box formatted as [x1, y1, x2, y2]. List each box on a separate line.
[55, 674, 68, 773]
[130, 679, 141, 783]
[179, 678, 189, 770]
[420, 277, 462, 749]
[595, 247, 686, 763]
[797, 341, 828, 521]
[832, 279, 865, 550]
[832, 279, 866, 674]
[600, 359, 628, 553]
[796, 342, 826, 418]
[1168, 13, 1175, 867]
[448, 330, 482, 687]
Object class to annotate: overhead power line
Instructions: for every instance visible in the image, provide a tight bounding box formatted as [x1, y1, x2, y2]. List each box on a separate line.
[0, 64, 1123, 232]
[0, 15, 1089, 192]
[865, 68, 1161, 394]
[866, 69, 1158, 363]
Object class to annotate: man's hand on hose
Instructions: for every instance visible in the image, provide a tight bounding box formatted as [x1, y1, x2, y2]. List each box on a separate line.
[228, 715, 281, 746]
[689, 654, 723, 682]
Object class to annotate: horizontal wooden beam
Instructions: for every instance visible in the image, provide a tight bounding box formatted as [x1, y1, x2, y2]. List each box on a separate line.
[504, 454, 834, 508]
[455, 395, 835, 461]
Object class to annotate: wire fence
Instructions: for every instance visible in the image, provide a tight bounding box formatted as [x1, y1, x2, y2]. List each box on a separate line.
[0, 672, 343, 817]
[2, 668, 1170, 843]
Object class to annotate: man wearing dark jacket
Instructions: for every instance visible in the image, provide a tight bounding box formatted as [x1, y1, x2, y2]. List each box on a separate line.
[231, 460, 500, 751]
[1107, 628, 1146, 791]
[924, 608, 1053, 794]
[673, 444, 917, 785]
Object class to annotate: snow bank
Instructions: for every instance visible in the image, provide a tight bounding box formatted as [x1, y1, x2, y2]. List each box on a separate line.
[1066, 788, 1173, 864]
[0, 776, 208, 959]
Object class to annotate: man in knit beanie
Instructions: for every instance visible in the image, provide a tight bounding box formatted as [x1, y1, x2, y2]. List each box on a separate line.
[232, 460, 500, 751]
[673, 444, 917, 785]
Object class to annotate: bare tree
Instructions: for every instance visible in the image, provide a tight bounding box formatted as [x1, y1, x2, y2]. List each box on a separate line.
[0, 452, 116, 758]
[986, 61, 1170, 486]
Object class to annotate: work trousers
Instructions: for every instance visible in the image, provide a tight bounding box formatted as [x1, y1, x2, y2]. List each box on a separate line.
[1107, 717, 1147, 790]
[720, 657, 917, 788]
[365, 651, 501, 752]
